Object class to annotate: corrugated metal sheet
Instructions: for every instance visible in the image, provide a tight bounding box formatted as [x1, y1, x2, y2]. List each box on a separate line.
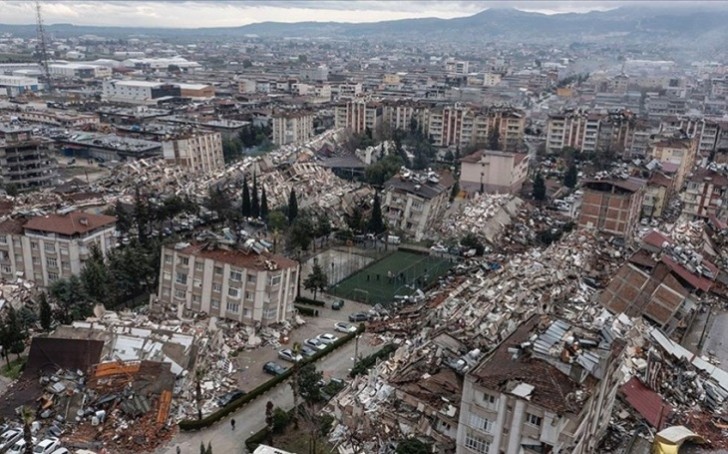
[621, 376, 672, 428]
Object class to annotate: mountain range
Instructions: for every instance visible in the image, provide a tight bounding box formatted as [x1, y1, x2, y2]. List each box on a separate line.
[1, 6, 727, 48]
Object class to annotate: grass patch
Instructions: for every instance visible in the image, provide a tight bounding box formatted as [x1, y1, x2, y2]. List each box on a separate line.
[329, 250, 452, 305]
[1, 356, 26, 379]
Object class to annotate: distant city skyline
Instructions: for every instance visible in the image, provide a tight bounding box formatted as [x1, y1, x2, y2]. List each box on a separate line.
[0, 0, 723, 29]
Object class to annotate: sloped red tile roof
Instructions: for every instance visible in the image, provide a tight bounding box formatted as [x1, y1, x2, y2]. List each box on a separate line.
[24, 211, 116, 236]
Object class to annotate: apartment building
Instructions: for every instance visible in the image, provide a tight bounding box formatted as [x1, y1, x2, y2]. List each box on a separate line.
[0, 211, 117, 286]
[156, 242, 299, 325]
[102, 80, 182, 105]
[382, 170, 454, 241]
[456, 316, 623, 454]
[459, 150, 529, 195]
[643, 172, 673, 219]
[579, 177, 646, 240]
[271, 111, 314, 146]
[0, 125, 57, 192]
[424, 105, 525, 150]
[546, 109, 637, 156]
[649, 137, 698, 190]
[162, 131, 224, 175]
[334, 100, 382, 135]
[682, 167, 728, 220]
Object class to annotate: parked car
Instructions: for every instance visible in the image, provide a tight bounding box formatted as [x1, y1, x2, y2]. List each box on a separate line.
[317, 333, 338, 345]
[216, 389, 246, 407]
[50, 449, 70, 454]
[300, 345, 317, 358]
[349, 312, 369, 322]
[334, 321, 357, 333]
[33, 438, 61, 454]
[332, 299, 344, 310]
[7, 437, 36, 454]
[263, 361, 287, 376]
[304, 338, 327, 351]
[0, 429, 22, 451]
[278, 348, 303, 363]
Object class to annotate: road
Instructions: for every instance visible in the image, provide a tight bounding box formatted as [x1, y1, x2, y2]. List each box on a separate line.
[159, 334, 377, 454]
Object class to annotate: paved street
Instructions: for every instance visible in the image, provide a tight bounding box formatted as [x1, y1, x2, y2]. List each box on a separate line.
[159, 332, 378, 454]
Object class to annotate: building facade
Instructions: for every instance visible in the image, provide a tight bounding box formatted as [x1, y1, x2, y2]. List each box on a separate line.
[459, 150, 529, 195]
[649, 137, 698, 191]
[102, 80, 182, 104]
[382, 170, 454, 241]
[579, 177, 646, 240]
[682, 167, 728, 220]
[456, 316, 623, 454]
[0, 211, 117, 286]
[162, 132, 224, 175]
[271, 111, 314, 146]
[156, 243, 299, 325]
[334, 100, 382, 135]
[0, 125, 57, 192]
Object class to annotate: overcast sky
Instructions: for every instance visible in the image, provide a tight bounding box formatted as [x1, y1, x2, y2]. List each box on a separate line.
[0, 1, 720, 28]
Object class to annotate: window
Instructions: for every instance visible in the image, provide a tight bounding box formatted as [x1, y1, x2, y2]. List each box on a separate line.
[195, 262, 203, 272]
[48, 272, 59, 281]
[247, 273, 257, 283]
[31, 241, 38, 250]
[212, 283, 222, 293]
[174, 289, 186, 299]
[464, 433, 490, 454]
[269, 275, 281, 286]
[164, 254, 172, 264]
[226, 301, 240, 313]
[2, 266, 11, 274]
[243, 308, 251, 318]
[263, 308, 277, 319]
[228, 287, 240, 298]
[162, 288, 170, 297]
[180, 257, 189, 265]
[211, 299, 220, 309]
[193, 279, 202, 288]
[43, 242, 54, 252]
[482, 393, 497, 409]
[526, 413, 542, 427]
[245, 291, 254, 301]
[230, 270, 242, 281]
[46, 257, 57, 268]
[175, 272, 187, 285]
[214, 266, 223, 275]
[470, 414, 492, 434]
[0, 235, 6, 244]
[32, 257, 40, 266]
[192, 295, 201, 304]
[163, 271, 171, 281]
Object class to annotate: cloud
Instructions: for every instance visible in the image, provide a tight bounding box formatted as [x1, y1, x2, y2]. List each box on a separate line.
[0, 1, 713, 28]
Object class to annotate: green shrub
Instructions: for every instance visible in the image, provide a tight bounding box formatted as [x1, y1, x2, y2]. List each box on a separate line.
[272, 407, 289, 433]
[294, 305, 319, 317]
[295, 296, 326, 307]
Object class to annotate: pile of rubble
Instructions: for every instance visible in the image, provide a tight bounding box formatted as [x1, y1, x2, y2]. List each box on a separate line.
[437, 193, 523, 244]
[0, 278, 37, 311]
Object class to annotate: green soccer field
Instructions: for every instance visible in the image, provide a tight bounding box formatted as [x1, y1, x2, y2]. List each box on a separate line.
[328, 250, 453, 305]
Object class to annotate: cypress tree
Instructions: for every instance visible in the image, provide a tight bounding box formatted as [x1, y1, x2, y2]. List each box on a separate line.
[251, 173, 260, 218]
[288, 189, 298, 225]
[367, 192, 385, 234]
[241, 175, 251, 217]
[260, 187, 269, 220]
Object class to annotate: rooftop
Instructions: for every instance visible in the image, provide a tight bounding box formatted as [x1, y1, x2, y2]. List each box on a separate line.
[172, 242, 298, 272]
[24, 211, 116, 236]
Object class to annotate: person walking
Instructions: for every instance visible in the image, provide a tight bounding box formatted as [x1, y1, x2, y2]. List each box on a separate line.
[176, 447, 181, 454]
[231, 418, 236, 430]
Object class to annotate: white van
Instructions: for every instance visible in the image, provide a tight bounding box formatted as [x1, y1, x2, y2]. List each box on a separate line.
[387, 235, 401, 245]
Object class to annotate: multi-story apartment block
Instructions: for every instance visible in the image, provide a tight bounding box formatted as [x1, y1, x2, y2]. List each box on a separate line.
[0, 125, 57, 192]
[162, 131, 224, 175]
[642, 171, 673, 219]
[579, 177, 646, 240]
[546, 109, 637, 156]
[460, 150, 529, 195]
[0, 211, 117, 286]
[334, 100, 382, 135]
[649, 137, 698, 190]
[456, 316, 623, 454]
[383, 170, 454, 241]
[424, 105, 524, 150]
[271, 111, 314, 146]
[682, 167, 728, 220]
[155, 242, 299, 325]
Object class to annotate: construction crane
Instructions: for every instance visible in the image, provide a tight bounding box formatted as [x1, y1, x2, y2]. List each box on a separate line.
[34, 1, 53, 93]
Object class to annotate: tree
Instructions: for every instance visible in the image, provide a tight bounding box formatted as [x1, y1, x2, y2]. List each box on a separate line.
[303, 262, 328, 301]
[222, 137, 243, 163]
[297, 363, 324, 405]
[113, 200, 132, 237]
[241, 176, 251, 218]
[48, 275, 88, 324]
[289, 216, 313, 252]
[345, 206, 365, 233]
[367, 193, 386, 235]
[251, 173, 260, 218]
[38, 293, 52, 332]
[396, 438, 432, 454]
[242, 59, 253, 68]
[107, 240, 159, 305]
[133, 187, 151, 245]
[315, 214, 332, 245]
[564, 162, 578, 188]
[287, 189, 298, 225]
[19, 406, 34, 454]
[267, 210, 287, 232]
[17, 307, 36, 335]
[290, 342, 302, 429]
[0, 306, 25, 366]
[80, 244, 111, 305]
[265, 401, 275, 444]
[260, 187, 269, 220]
[487, 128, 501, 151]
[195, 368, 205, 420]
[205, 186, 233, 224]
[460, 233, 485, 256]
[365, 154, 403, 186]
[532, 171, 547, 202]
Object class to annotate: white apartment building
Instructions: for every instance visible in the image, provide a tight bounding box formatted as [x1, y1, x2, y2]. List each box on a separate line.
[155, 243, 300, 325]
[0, 211, 117, 286]
[334, 100, 382, 135]
[162, 132, 224, 175]
[456, 316, 623, 454]
[383, 170, 454, 241]
[460, 150, 529, 195]
[271, 111, 314, 146]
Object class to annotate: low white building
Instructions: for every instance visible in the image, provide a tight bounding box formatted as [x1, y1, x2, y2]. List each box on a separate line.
[271, 111, 314, 146]
[102, 80, 181, 104]
[162, 132, 224, 175]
